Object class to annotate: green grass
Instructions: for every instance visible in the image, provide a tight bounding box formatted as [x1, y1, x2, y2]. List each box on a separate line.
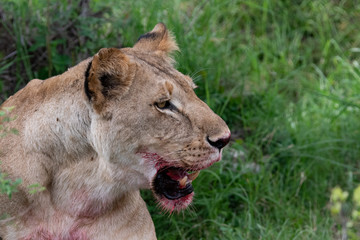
[1, 0, 360, 239]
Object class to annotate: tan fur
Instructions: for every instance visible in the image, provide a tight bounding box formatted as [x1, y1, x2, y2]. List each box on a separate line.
[133, 23, 179, 65]
[0, 23, 230, 239]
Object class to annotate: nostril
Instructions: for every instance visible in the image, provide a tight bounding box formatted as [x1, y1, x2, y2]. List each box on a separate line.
[207, 134, 231, 150]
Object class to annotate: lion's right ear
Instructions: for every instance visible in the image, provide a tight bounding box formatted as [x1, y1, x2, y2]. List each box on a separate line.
[133, 23, 179, 63]
[84, 48, 135, 113]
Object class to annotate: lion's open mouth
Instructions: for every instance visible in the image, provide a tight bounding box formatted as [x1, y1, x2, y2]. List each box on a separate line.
[153, 167, 200, 200]
[152, 167, 200, 211]
[141, 151, 222, 212]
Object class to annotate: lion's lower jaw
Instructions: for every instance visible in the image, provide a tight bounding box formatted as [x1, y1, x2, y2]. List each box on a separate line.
[156, 192, 194, 213]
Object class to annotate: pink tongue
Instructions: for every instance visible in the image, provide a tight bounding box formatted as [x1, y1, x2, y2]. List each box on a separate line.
[166, 169, 186, 181]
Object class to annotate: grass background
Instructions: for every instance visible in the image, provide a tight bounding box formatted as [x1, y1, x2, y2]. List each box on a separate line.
[1, 0, 360, 239]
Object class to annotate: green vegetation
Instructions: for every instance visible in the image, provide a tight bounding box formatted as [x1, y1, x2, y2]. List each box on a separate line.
[330, 185, 360, 239]
[1, 0, 360, 239]
[0, 107, 21, 199]
[0, 170, 21, 199]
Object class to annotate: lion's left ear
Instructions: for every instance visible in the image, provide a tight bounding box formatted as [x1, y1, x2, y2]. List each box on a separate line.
[133, 23, 179, 60]
[84, 48, 136, 113]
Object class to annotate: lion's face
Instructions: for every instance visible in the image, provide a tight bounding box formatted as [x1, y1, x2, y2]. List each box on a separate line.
[84, 23, 230, 212]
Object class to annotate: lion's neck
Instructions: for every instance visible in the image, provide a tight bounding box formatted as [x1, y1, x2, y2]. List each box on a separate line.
[49, 158, 129, 217]
[18, 60, 148, 217]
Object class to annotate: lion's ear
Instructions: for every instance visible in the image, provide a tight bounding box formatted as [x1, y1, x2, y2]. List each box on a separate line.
[133, 23, 179, 59]
[84, 48, 135, 113]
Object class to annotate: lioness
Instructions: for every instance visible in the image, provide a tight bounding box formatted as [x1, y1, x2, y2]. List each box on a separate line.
[0, 23, 230, 239]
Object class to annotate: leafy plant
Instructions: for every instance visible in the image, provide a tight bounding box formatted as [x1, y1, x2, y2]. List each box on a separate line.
[0, 171, 21, 199]
[0, 106, 21, 199]
[330, 185, 360, 240]
[0, 106, 18, 137]
[28, 183, 46, 195]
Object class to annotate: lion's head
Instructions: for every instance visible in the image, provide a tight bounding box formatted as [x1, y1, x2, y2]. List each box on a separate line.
[84, 23, 230, 212]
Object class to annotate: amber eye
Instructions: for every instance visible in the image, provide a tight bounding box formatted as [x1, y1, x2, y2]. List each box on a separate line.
[155, 101, 171, 110]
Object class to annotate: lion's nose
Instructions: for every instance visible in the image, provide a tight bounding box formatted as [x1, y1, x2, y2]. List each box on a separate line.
[207, 133, 231, 150]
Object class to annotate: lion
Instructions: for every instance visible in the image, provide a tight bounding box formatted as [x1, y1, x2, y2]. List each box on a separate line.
[0, 23, 230, 240]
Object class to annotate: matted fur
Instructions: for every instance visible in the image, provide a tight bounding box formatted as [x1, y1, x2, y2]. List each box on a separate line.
[0, 23, 230, 240]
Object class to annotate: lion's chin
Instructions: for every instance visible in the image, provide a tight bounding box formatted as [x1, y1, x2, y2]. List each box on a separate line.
[154, 191, 194, 213]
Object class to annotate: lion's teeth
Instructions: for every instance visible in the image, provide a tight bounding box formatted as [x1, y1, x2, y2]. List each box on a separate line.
[179, 176, 188, 188]
[188, 171, 200, 181]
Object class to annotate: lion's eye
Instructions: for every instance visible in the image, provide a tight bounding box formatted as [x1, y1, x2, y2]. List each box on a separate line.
[155, 101, 171, 110]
